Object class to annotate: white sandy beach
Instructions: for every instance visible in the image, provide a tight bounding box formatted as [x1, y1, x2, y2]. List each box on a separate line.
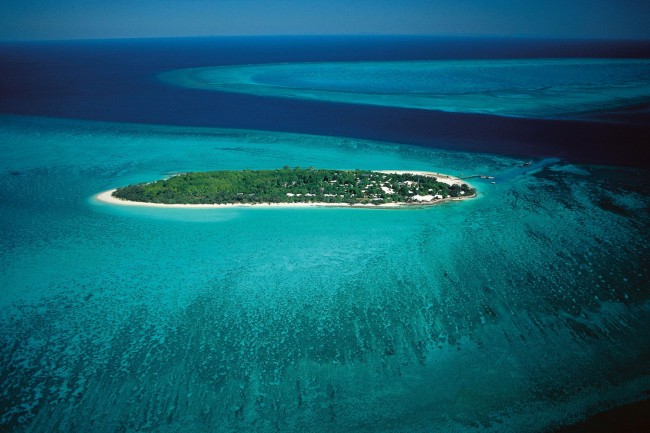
[95, 171, 472, 209]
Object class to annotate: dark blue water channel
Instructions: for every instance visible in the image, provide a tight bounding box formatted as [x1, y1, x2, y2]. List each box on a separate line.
[1, 36, 649, 166]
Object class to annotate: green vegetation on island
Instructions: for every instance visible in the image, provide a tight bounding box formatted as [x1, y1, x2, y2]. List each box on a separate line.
[112, 167, 476, 205]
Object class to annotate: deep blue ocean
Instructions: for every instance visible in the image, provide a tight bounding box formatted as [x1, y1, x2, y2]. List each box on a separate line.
[1, 36, 649, 165]
[1, 36, 649, 433]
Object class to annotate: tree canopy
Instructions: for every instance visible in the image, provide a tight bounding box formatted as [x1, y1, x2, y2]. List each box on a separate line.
[113, 168, 475, 205]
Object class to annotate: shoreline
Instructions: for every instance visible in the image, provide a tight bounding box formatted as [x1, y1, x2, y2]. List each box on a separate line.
[95, 171, 474, 209]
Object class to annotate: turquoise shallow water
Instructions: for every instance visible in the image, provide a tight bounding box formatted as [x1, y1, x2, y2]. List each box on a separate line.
[1, 115, 649, 432]
[159, 59, 650, 118]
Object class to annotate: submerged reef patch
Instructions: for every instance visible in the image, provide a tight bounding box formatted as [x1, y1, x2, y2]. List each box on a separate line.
[160, 59, 650, 118]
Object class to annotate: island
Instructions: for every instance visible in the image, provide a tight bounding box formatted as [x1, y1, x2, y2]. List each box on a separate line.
[96, 167, 476, 208]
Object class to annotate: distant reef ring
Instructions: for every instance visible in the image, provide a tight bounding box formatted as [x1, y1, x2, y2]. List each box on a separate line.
[159, 59, 650, 119]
